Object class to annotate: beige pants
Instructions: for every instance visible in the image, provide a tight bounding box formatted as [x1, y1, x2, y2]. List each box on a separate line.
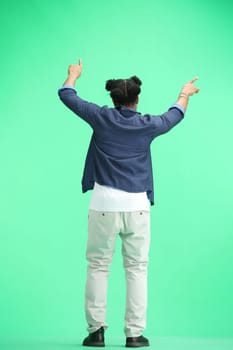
[85, 209, 150, 337]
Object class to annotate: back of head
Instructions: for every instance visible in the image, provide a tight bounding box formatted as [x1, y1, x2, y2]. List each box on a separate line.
[105, 76, 142, 107]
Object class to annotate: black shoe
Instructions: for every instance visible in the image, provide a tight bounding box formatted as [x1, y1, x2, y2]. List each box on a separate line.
[82, 326, 105, 347]
[126, 335, 150, 347]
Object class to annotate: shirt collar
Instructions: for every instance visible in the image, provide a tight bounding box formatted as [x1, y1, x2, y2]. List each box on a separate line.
[116, 105, 141, 114]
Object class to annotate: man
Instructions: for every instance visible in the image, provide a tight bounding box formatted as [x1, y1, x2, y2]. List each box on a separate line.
[58, 59, 199, 347]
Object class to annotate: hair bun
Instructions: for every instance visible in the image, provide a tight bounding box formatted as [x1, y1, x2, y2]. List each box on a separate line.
[130, 76, 142, 86]
[105, 79, 116, 91]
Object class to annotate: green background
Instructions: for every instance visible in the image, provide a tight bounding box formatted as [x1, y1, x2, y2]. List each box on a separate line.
[1, 0, 233, 349]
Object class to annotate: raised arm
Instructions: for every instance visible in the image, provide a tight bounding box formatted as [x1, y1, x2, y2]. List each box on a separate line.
[58, 59, 102, 127]
[147, 77, 200, 138]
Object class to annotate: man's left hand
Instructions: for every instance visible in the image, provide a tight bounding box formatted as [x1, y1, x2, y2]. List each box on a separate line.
[68, 58, 83, 79]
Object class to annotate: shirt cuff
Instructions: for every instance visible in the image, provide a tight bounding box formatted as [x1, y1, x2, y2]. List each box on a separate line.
[170, 103, 185, 114]
[58, 85, 77, 92]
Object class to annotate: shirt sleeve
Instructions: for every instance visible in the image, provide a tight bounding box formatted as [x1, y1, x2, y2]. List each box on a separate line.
[144, 106, 185, 139]
[170, 103, 185, 114]
[58, 86, 102, 128]
[58, 84, 76, 91]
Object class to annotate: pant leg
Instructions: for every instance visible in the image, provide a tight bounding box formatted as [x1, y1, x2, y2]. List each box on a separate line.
[120, 210, 151, 337]
[85, 209, 120, 333]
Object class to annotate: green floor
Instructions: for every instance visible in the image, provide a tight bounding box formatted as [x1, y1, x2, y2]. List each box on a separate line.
[1, 337, 233, 350]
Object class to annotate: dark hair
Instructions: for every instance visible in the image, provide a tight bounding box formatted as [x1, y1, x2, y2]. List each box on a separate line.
[105, 76, 142, 106]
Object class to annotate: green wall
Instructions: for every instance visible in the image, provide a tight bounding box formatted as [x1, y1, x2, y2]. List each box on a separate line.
[1, 0, 233, 344]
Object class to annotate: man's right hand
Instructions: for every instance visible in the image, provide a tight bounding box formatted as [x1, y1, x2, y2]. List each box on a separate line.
[181, 77, 200, 96]
[175, 77, 200, 113]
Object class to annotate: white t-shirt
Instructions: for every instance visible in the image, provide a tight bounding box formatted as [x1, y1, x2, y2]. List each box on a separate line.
[89, 182, 150, 212]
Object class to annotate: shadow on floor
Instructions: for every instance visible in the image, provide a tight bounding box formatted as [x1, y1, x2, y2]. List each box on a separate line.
[0, 338, 125, 350]
[1, 337, 233, 350]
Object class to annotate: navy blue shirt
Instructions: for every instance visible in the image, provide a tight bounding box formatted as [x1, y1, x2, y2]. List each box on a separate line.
[58, 86, 184, 205]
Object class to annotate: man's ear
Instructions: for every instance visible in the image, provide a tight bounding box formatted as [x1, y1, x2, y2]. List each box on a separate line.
[135, 96, 139, 104]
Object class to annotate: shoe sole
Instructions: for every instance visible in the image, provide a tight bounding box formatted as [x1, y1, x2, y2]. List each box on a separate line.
[83, 342, 105, 347]
[126, 343, 150, 348]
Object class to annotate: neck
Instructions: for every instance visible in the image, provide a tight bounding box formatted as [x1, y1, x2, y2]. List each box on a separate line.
[123, 103, 137, 110]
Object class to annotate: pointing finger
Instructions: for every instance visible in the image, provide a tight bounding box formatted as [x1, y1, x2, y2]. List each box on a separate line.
[190, 76, 199, 84]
